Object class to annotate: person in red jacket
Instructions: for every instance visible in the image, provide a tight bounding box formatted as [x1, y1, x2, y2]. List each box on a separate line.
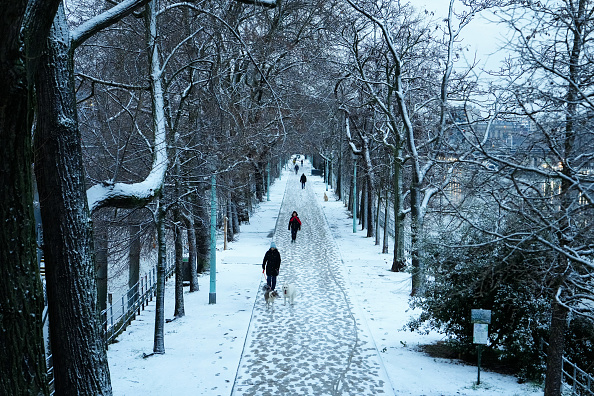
[288, 211, 301, 243]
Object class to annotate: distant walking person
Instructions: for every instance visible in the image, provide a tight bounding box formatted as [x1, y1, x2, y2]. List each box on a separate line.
[300, 173, 307, 189]
[262, 242, 281, 291]
[294, 164, 299, 174]
[288, 211, 302, 243]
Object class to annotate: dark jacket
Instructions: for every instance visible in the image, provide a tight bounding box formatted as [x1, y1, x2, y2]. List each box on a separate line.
[300, 174, 307, 183]
[288, 216, 301, 231]
[262, 248, 281, 276]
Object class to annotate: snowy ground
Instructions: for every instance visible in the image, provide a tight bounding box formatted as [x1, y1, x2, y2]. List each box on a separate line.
[107, 161, 543, 396]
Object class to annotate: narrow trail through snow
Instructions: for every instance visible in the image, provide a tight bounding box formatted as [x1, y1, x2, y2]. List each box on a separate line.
[231, 169, 393, 396]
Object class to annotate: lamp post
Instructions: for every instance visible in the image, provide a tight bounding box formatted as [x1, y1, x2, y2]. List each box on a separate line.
[353, 155, 357, 233]
[209, 172, 216, 304]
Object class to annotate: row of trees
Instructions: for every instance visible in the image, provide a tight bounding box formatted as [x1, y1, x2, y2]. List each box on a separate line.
[1, 0, 592, 395]
[1, 0, 298, 394]
[318, 1, 593, 394]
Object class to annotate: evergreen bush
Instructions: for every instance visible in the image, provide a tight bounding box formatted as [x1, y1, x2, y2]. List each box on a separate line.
[409, 222, 551, 381]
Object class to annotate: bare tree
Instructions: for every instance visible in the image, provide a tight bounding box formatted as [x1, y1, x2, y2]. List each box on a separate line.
[33, 0, 155, 393]
[344, 0, 486, 295]
[460, 1, 594, 393]
[344, 1, 434, 294]
[345, 114, 376, 237]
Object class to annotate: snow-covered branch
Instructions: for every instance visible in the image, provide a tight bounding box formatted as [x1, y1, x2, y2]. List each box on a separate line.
[87, 0, 167, 213]
[345, 117, 362, 155]
[76, 72, 148, 91]
[234, 0, 277, 8]
[71, 0, 150, 49]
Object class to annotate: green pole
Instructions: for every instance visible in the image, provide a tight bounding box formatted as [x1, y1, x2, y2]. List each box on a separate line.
[209, 173, 216, 304]
[353, 160, 357, 233]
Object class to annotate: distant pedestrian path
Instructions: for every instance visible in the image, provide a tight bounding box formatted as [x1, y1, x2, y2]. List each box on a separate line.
[231, 169, 393, 396]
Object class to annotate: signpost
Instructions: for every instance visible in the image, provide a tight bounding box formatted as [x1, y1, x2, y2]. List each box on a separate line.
[471, 309, 491, 385]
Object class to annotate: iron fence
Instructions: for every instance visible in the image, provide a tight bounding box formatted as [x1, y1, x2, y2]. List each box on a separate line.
[43, 260, 175, 395]
[101, 263, 175, 345]
[542, 339, 594, 395]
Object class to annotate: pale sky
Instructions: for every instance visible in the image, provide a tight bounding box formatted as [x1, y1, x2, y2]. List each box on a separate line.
[414, 0, 509, 73]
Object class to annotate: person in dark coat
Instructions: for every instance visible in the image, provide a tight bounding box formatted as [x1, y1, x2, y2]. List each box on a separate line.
[262, 241, 281, 291]
[288, 211, 302, 243]
[300, 173, 307, 189]
[294, 164, 299, 174]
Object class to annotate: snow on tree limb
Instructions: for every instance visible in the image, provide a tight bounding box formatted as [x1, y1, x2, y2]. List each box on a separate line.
[71, 0, 150, 49]
[87, 0, 167, 214]
[86, 154, 167, 213]
[345, 117, 362, 155]
[234, 0, 277, 8]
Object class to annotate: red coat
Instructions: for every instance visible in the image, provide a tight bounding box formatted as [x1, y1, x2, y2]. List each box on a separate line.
[288, 216, 301, 231]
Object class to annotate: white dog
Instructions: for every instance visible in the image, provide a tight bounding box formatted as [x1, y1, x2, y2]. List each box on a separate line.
[281, 284, 297, 305]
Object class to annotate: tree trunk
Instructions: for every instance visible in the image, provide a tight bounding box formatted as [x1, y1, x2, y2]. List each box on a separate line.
[348, 174, 354, 212]
[359, 177, 364, 228]
[357, 177, 367, 227]
[231, 199, 240, 235]
[194, 188, 210, 273]
[382, 189, 389, 254]
[184, 215, 200, 292]
[543, 4, 585, 392]
[391, 153, 405, 272]
[336, 152, 342, 201]
[34, 5, 112, 393]
[366, 176, 374, 237]
[173, 220, 185, 318]
[1, 1, 63, 393]
[226, 194, 235, 241]
[95, 221, 109, 313]
[410, 175, 423, 296]
[375, 187, 381, 245]
[128, 223, 141, 308]
[246, 177, 254, 214]
[0, 4, 51, 393]
[544, 297, 568, 396]
[153, 200, 166, 354]
[255, 162, 264, 201]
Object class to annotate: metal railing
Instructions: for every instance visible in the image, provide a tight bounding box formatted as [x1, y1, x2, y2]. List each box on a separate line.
[44, 260, 175, 394]
[542, 339, 594, 395]
[101, 262, 175, 345]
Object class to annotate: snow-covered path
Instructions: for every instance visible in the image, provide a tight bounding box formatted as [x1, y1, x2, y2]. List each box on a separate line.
[231, 171, 393, 395]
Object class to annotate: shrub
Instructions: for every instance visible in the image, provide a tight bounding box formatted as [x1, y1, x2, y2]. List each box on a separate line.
[409, 224, 550, 382]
